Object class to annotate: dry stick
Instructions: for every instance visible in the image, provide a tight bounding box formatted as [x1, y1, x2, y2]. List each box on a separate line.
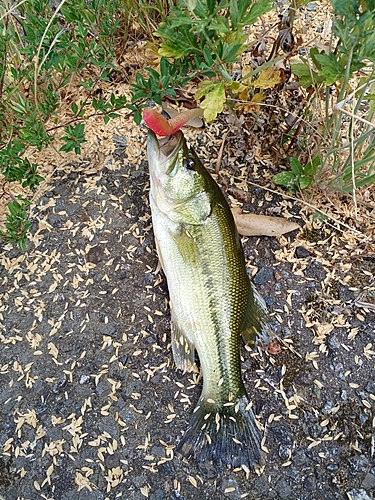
[215, 131, 228, 175]
[338, 107, 375, 128]
[0, 182, 17, 202]
[352, 279, 375, 311]
[246, 180, 367, 238]
[334, 78, 375, 113]
[350, 110, 357, 217]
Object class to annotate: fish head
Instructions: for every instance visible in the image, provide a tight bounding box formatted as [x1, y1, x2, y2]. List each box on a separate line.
[147, 130, 211, 225]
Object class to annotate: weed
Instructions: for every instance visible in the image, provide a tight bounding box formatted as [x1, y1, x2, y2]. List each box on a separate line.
[285, 0, 375, 194]
[273, 156, 322, 192]
[0, 0, 126, 247]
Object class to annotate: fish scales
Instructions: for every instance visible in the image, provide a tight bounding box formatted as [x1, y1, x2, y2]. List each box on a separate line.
[147, 130, 271, 469]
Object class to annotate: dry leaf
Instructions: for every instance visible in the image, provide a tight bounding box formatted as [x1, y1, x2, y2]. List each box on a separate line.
[232, 208, 300, 236]
[250, 67, 283, 90]
[81, 151, 107, 174]
[234, 90, 265, 113]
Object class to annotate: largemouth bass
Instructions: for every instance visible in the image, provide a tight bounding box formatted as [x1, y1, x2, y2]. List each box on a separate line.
[147, 130, 271, 469]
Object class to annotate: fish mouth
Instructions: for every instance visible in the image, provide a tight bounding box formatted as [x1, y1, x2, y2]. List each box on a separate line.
[147, 130, 184, 176]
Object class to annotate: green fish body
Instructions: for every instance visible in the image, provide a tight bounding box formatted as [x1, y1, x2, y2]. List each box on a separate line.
[147, 130, 270, 469]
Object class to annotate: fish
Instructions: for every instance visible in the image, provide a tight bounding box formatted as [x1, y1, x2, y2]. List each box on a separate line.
[147, 130, 272, 469]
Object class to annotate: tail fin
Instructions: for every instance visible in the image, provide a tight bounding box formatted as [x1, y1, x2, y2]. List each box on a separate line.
[176, 393, 261, 470]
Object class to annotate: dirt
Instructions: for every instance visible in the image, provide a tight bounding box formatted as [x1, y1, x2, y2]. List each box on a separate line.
[0, 129, 375, 500]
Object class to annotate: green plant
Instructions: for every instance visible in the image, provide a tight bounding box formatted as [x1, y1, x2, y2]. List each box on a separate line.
[130, 0, 273, 121]
[273, 156, 321, 192]
[130, 57, 197, 124]
[0, 197, 31, 251]
[0, 0, 127, 248]
[289, 0, 375, 193]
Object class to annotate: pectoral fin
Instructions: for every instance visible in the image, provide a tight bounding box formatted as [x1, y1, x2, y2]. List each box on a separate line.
[240, 282, 272, 346]
[171, 314, 196, 372]
[172, 228, 201, 266]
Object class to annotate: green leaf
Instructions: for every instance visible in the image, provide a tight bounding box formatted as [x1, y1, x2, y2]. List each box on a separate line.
[309, 47, 322, 70]
[304, 155, 321, 175]
[186, 0, 197, 12]
[331, 0, 358, 16]
[314, 52, 344, 85]
[242, 0, 273, 26]
[8, 201, 20, 217]
[292, 63, 321, 88]
[71, 102, 79, 115]
[203, 47, 214, 66]
[290, 157, 303, 175]
[133, 109, 142, 125]
[299, 175, 313, 190]
[272, 171, 296, 187]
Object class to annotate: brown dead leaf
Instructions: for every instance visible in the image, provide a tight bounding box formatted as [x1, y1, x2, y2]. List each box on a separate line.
[232, 208, 300, 236]
[234, 91, 265, 113]
[81, 151, 107, 175]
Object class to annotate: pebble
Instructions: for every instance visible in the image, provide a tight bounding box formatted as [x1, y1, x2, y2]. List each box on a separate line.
[79, 374, 90, 384]
[295, 246, 311, 258]
[132, 474, 147, 489]
[361, 472, 375, 490]
[292, 448, 307, 467]
[278, 443, 292, 460]
[327, 335, 341, 351]
[348, 455, 369, 473]
[104, 452, 120, 469]
[338, 284, 356, 302]
[306, 260, 327, 280]
[119, 354, 128, 365]
[303, 475, 316, 491]
[48, 213, 63, 227]
[86, 245, 105, 264]
[150, 490, 165, 500]
[271, 425, 293, 445]
[327, 463, 339, 472]
[264, 295, 275, 306]
[66, 202, 78, 216]
[306, 2, 317, 11]
[346, 489, 372, 500]
[253, 267, 271, 285]
[112, 135, 128, 147]
[274, 478, 295, 499]
[364, 381, 375, 394]
[295, 370, 313, 386]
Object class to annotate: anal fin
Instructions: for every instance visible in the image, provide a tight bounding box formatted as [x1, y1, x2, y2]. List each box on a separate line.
[171, 315, 196, 372]
[240, 282, 273, 347]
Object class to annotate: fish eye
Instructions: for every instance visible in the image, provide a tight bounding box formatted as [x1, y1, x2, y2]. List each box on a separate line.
[183, 158, 195, 170]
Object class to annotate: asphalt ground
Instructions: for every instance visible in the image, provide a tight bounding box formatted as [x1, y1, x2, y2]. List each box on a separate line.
[0, 134, 374, 500]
